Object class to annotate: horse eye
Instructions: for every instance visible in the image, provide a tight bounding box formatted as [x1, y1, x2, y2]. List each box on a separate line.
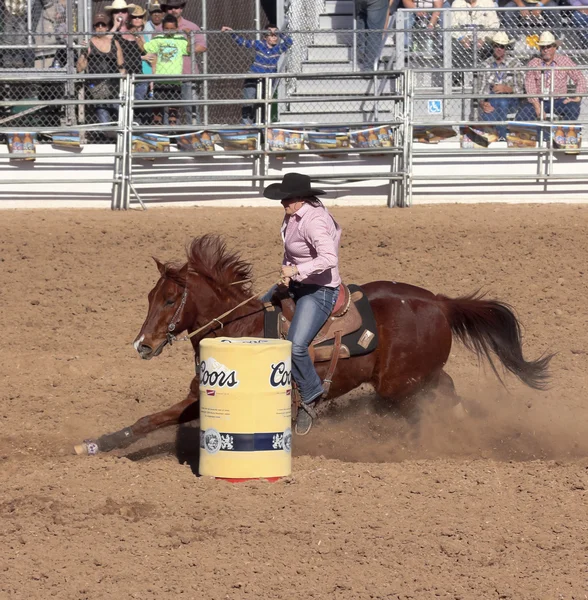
[165, 298, 175, 306]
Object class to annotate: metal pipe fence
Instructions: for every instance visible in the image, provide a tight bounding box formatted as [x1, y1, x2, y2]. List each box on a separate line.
[0, 8, 587, 209]
[125, 69, 408, 208]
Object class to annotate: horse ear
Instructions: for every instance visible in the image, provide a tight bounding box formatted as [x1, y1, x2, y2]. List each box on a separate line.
[153, 257, 166, 276]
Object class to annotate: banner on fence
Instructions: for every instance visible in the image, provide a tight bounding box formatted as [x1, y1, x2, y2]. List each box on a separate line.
[7, 133, 37, 160]
[413, 126, 456, 144]
[306, 130, 350, 153]
[132, 133, 170, 155]
[460, 126, 499, 149]
[350, 126, 394, 149]
[218, 129, 258, 151]
[506, 124, 537, 148]
[267, 128, 305, 152]
[552, 125, 582, 153]
[52, 131, 81, 148]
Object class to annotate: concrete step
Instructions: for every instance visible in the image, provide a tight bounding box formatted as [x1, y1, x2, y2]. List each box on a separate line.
[324, 0, 354, 14]
[301, 61, 354, 73]
[294, 77, 395, 95]
[307, 45, 352, 62]
[278, 112, 393, 124]
[313, 31, 354, 46]
[280, 99, 396, 113]
[318, 15, 354, 29]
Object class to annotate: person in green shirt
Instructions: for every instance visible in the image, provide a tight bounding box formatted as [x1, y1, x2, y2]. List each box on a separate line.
[143, 14, 190, 124]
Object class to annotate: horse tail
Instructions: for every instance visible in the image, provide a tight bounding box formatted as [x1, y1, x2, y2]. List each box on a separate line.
[438, 292, 553, 391]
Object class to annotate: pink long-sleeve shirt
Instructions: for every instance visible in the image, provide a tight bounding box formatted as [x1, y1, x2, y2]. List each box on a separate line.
[281, 202, 342, 288]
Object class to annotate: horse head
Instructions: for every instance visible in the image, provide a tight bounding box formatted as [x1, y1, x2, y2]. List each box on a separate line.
[133, 257, 190, 360]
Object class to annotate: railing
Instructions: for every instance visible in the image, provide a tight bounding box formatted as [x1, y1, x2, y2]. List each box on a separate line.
[0, 14, 587, 208]
[125, 70, 408, 209]
[0, 72, 129, 208]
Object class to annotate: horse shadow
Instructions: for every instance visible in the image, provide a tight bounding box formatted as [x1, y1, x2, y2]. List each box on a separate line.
[120, 423, 201, 476]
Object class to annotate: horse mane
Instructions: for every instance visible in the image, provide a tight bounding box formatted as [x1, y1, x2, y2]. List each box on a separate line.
[163, 234, 253, 294]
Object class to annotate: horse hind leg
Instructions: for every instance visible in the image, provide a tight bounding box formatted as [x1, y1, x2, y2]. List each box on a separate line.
[435, 370, 467, 420]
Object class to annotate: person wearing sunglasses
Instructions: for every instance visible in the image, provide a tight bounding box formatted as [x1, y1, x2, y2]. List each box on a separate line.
[515, 31, 586, 124]
[476, 31, 524, 140]
[104, 0, 136, 30]
[221, 24, 293, 125]
[76, 12, 126, 129]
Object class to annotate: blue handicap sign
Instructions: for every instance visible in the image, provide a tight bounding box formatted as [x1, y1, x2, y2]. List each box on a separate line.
[428, 100, 442, 115]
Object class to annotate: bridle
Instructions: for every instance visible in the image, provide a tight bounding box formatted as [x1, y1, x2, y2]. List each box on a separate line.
[166, 285, 189, 345]
[164, 268, 278, 345]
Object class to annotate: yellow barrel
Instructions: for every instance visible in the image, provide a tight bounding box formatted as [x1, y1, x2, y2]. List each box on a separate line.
[199, 337, 292, 481]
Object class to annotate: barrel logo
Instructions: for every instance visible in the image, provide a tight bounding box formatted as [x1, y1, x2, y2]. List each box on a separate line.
[269, 361, 291, 388]
[200, 357, 239, 388]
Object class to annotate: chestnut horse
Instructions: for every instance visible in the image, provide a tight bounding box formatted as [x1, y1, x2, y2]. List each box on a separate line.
[75, 234, 551, 455]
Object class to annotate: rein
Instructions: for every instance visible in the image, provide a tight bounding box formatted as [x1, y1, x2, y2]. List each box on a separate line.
[166, 268, 280, 345]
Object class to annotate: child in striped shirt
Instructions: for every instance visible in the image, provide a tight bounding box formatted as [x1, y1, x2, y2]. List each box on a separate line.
[221, 24, 293, 124]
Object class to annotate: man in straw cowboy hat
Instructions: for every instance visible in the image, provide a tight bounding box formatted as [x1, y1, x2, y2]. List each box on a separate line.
[515, 31, 586, 123]
[477, 31, 524, 140]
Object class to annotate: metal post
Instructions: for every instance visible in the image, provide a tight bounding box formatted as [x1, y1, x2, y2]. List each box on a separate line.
[442, 12, 452, 119]
[405, 69, 414, 207]
[394, 11, 405, 71]
[27, 0, 33, 51]
[201, 0, 208, 125]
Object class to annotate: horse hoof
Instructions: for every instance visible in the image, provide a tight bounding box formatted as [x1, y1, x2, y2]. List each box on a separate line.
[73, 440, 100, 456]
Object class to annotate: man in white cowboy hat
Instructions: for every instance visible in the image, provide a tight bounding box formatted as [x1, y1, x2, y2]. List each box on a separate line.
[515, 31, 586, 123]
[477, 31, 524, 139]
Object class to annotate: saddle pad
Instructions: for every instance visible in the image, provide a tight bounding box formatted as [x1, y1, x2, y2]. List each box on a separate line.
[314, 284, 378, 357]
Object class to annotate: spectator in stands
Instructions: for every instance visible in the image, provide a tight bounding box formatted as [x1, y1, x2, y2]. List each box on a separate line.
[451, 0, 499, 84]
[355, 0, 400, 71]
[143, 13, 190, 126]
[477, 31, 523, 139]
[161, 0, 207, 124]
[401, 0, 444, 55]
[501, 0, 559, 34]
[76, 12, 126, 127]
[515, 31, 586, 122]
[568, 0, 588, 49]
[119, 5, 151, 123]
[221, 24, 293, 125]
[104, 0, 135, 31]
[144, 3, 164, 41]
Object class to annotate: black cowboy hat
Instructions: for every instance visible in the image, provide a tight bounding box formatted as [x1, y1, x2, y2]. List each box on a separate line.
[263, 172, 326, 201]
[161, 0, 185, 7]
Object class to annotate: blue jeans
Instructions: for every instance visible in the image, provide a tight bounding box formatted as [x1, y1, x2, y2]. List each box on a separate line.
[289, 284, 339, 404]
[356, 0, 392, 70]
[242, 78, 262, 125]
[479, 96, 520, 139]
[515, 99, 581, 123]
[261, 283, 339, 404]
[502, 0, 559, 32]
[572, 10, 588, 48]
[95, 104, 118, 124]
[182, 80, 201, 125]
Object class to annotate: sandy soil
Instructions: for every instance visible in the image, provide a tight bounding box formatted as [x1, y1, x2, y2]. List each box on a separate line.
[1, 204, 588, 600]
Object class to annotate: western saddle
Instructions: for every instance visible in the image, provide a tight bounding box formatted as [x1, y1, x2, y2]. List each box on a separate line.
[264, 283, 368, 397]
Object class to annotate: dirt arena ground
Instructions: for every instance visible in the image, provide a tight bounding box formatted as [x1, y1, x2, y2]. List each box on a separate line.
[1, 204, 588, 599]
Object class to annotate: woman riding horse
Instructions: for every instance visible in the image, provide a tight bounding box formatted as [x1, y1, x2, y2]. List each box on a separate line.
[262, 173, 342, 435]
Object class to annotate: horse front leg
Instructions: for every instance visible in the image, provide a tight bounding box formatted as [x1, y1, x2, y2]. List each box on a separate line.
[74, 377, 200, 455]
